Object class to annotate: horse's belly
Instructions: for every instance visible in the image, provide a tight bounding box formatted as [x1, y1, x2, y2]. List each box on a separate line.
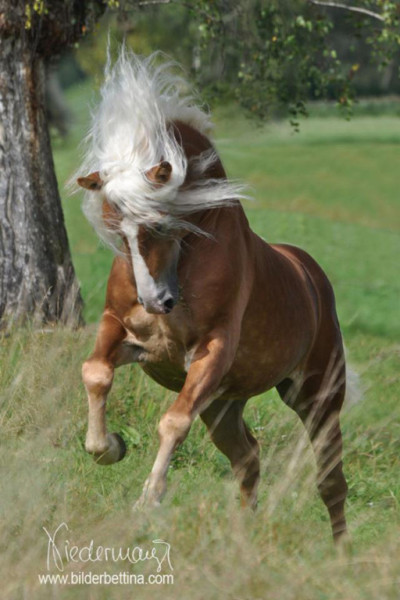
[228, 318, 314, 397]
[226, 349, 294, 397]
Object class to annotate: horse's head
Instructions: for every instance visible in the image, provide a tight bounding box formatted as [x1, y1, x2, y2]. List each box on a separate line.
[77, 162, 181, 315]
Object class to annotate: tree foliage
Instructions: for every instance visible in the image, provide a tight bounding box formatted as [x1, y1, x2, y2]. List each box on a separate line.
[17, 0, 400, 121]
[173, 0, 400, 122]
[66, 0, 399, 124]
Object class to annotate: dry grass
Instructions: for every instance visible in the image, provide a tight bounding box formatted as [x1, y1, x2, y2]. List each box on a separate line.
[1, 326, 399, 599]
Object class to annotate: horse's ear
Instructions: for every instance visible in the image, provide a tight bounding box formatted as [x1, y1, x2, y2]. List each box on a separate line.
[145, 161, 172, 186]
[77, 171, 103, 191]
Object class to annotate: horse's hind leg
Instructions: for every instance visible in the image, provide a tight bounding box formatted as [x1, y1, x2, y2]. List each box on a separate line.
[277, 355, 348, 542]
[82, 312, 127, 465]
[200, 399, 260, 509]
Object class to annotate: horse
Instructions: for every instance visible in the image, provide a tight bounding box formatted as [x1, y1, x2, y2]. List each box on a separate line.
[76, 50, 348, 542]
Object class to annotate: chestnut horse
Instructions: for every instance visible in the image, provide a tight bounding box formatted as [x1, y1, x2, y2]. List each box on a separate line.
[77, 51, 348, 541]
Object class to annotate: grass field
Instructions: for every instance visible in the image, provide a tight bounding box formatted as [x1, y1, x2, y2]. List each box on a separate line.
[1, 81, 399, 599]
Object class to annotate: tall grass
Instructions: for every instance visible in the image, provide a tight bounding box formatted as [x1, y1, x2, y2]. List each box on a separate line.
[1, 327, 399, 599]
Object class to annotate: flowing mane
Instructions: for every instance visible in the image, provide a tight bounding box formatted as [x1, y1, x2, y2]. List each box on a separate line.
[79, 49, 246, 246]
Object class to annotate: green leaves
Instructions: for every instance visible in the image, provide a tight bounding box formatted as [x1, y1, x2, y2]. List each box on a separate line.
[72, 0, 399, 125]
[183, 0, 400, 124]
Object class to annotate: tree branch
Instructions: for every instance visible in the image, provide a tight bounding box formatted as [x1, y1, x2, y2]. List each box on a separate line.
[308, 0, 385, 22]
[133, 0, 217, 23]
[136, 0, 172, 6]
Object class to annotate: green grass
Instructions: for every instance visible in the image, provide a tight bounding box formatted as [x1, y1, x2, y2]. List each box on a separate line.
[1, 83, 399, 599]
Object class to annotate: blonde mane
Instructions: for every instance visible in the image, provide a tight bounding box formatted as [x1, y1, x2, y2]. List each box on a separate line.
[78, 48, 246, 247]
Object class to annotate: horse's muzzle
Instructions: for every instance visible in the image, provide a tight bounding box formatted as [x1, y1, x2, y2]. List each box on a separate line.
[142, 294, 176, 315]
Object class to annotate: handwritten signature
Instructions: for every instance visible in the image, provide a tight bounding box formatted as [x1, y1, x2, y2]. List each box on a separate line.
[43, 523, 173, 573]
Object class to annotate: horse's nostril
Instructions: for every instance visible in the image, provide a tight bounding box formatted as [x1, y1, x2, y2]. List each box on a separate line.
[163, 298, 175, 313]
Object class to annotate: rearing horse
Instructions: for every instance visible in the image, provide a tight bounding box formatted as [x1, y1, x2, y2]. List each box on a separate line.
[77, 51, 348, 541]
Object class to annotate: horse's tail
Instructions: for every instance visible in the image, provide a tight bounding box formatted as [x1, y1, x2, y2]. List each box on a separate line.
[344, 362, 363, 409]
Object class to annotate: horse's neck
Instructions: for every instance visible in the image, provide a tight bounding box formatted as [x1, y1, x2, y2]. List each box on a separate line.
[171, 119, 249, 234]
[171, 120, 226, 181]
[181, 203, 251, 256]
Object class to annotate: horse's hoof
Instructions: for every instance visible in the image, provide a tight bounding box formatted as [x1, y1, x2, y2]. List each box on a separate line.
[334, 530, 353, 555]
[111, 432, 127, 461]
[132, 484, 162, 511]
[94, 432, 126, 465]
[133, 496, 161, 511]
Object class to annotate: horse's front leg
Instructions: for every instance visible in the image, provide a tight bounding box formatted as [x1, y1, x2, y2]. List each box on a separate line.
[82, 311, 127, 465]
[135, 333, 235, 508]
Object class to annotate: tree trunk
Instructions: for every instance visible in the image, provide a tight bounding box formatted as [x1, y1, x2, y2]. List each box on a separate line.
[0, 34, 83, 326]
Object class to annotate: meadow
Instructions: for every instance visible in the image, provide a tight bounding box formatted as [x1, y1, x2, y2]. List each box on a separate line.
[1, 82, 399, 599]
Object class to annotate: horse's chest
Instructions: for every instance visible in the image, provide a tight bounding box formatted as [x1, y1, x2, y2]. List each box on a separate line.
[123, 311, 186, 366]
